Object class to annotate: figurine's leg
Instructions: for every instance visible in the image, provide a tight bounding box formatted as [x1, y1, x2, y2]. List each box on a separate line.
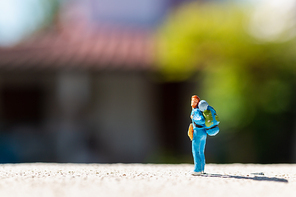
[199, 135, 207, 172]
[192, 139, 202, 172]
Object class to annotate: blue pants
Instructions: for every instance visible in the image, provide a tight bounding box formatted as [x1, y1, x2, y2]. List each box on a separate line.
[192, 129, 207, 172]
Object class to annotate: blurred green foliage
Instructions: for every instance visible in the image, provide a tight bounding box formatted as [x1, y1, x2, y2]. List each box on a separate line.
[157, 2, 296, 133]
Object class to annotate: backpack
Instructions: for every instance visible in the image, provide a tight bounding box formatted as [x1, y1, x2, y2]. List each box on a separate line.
[203, 106, 220, 136]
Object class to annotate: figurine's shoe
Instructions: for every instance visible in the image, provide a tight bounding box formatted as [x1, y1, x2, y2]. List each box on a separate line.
[191, 171, 204, 176]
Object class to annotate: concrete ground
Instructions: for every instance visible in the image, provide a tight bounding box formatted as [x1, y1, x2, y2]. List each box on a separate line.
[0, 163, 295, 197]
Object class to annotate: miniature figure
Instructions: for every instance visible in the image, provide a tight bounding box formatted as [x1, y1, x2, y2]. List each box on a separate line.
[188, 95, 219, 175]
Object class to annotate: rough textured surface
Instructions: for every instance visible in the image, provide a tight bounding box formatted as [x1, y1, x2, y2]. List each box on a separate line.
[0, 163, 295, 197]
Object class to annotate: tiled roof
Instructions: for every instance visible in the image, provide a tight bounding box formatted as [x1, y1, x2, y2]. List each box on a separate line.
[0, 28, 155, 71]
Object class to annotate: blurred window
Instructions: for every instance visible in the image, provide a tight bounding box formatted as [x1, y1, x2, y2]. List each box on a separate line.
[1, 87, 44, 124]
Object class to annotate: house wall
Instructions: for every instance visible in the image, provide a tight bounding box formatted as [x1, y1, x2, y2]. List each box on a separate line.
[91, 71, 159, 162]
[0, 71, 160, 163]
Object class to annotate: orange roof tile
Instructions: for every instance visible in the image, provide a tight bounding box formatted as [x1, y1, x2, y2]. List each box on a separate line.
[0, 28, 155, 71]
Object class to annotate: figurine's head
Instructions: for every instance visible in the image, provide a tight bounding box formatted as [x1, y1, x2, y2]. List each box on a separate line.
[191, 95, 200, 108]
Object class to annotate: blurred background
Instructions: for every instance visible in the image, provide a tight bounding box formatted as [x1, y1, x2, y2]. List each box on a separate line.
[0, 0, 295, 164]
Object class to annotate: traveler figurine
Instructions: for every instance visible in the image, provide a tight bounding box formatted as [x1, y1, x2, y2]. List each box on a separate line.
[188, 95, 220, 175]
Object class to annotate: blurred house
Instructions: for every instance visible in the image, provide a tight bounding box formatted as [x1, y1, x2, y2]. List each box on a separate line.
[0, 0, 195, 163]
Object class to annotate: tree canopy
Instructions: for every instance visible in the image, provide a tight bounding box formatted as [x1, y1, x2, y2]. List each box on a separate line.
[157, 2, 296, 130]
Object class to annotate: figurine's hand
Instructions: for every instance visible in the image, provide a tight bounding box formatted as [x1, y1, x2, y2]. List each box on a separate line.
[190, 115, 193, 119]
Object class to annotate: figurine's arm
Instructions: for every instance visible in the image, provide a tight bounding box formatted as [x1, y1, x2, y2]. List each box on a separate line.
[192, 110, 205, 125]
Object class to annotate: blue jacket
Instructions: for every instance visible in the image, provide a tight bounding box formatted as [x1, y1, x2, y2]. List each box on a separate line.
[191, 108, 206, 131]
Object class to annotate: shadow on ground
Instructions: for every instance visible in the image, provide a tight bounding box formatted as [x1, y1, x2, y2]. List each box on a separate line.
[201, 173, 288, 183]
